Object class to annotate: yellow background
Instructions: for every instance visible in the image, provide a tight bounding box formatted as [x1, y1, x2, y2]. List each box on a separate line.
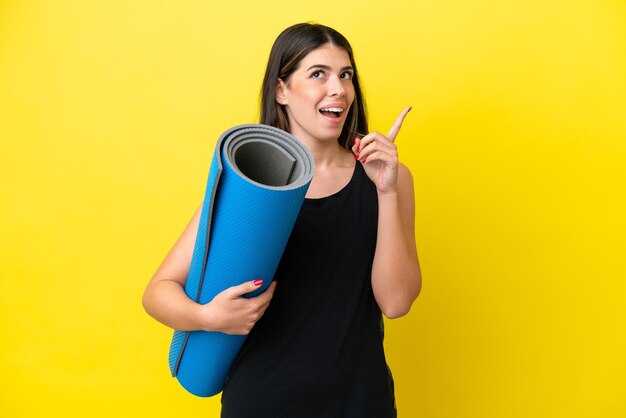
[1, 0, 625, 416]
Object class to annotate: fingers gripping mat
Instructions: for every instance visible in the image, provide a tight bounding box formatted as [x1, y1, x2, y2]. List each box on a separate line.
[168, 124, 314, 397]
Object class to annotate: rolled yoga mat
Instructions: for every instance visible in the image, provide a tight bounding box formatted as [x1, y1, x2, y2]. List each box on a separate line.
[168, 124, 314, 397]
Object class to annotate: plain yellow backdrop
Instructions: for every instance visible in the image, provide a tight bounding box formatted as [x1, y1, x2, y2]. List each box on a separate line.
[1, 0, 625, 417]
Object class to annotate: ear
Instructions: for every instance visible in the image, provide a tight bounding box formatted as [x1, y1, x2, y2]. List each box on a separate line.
[275, 78, 288, 105]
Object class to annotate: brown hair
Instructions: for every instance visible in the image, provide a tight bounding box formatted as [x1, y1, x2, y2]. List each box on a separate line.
[259, 23, 368, 149]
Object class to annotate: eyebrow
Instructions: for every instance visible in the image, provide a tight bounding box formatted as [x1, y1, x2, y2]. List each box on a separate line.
[306, 64, 354, 72]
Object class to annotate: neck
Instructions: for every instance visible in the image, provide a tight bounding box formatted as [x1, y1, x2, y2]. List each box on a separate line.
[300, 138, 351, 170]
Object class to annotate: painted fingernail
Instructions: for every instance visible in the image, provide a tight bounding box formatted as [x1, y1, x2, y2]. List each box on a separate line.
[358, 147, 361, 152]
[362, 159, 367, 164]
[354, 153, 359, 159]
[253, 279, 263, 286]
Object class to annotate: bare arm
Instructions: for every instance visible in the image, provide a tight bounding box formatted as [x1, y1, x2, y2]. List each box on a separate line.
[353, 107, 422, 318]
[370, 163, 421, 318]
[142, 205, 276, 334]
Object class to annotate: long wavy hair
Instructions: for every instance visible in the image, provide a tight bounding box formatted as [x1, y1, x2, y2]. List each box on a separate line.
[259, 23, 368, 150]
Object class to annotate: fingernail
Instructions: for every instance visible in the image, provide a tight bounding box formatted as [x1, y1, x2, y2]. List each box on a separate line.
[362, 159, 367, 164]
[253, 279, 263, 286]
[358, 147, 361, 152]
[354, 153, 359, 159]
[408, 106, 412, 112]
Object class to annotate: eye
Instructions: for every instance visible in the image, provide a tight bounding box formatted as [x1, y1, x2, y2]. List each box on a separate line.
[340, 71, 354, 80]
[311, 70, 324, 79]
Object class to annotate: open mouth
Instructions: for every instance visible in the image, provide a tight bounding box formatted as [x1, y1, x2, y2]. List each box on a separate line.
[319, 107, 344, 119]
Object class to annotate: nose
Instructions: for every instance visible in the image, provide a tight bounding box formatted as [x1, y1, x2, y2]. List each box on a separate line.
[327, 74, 345, 97]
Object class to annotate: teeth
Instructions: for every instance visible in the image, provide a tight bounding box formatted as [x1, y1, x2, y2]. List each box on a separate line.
[321, 107, 344, 112]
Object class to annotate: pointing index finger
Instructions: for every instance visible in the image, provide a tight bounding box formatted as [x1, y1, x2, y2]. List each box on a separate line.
[386, 106, 412, 142]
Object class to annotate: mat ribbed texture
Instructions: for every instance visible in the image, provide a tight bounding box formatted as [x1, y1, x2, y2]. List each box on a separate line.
[168, 124, 314, 397]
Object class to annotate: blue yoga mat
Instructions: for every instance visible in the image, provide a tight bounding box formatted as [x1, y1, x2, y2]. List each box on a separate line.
[168, 124, 314, 397]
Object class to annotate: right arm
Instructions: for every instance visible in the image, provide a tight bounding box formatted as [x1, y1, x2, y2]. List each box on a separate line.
[142, 205, 276, 335]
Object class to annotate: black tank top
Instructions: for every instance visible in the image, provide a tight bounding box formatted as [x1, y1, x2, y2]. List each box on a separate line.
[221, 162, 397, 418]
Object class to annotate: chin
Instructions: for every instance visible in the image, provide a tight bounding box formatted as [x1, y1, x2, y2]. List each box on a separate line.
[319, 125, 345, 141]
[292, 121, 345, 143]
[317, 131, 342, 143]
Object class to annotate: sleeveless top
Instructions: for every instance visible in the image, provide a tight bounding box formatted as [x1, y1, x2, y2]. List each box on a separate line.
[220, 162, 397, 418]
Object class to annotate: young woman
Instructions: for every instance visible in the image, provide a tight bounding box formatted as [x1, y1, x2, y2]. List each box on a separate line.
[143, 23, 421, 417]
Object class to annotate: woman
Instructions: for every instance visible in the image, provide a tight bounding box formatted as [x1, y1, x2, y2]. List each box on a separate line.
[143, 23, 421, 417]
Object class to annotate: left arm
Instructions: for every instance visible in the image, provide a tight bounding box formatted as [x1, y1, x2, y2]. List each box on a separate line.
[353, 107, 422, 318]
[371, 163, 421, 318]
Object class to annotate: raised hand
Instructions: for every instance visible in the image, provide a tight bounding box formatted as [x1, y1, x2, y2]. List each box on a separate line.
[352, 106, 411, 194]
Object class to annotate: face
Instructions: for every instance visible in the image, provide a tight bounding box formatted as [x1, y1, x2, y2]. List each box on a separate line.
[277, 43, 356, 144]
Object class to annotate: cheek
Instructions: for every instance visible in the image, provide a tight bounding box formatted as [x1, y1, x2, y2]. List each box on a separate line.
[289, 87, 317, 108]
[347, 90, 356, 108]
[346, 83, 356, 101]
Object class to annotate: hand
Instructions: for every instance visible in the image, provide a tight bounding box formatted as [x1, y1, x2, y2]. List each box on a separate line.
[199, 280, 277, 335]
[352, 107, 411, 194]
